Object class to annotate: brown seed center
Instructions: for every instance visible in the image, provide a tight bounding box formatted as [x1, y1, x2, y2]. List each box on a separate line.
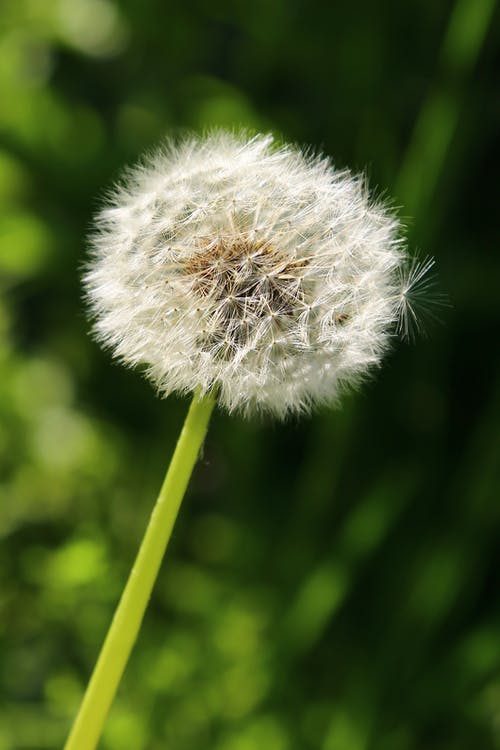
[184, 235, 307, 354]
[186, 235, 305, 312]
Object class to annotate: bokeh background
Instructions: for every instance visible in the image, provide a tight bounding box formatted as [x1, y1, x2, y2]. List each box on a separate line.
[1, 0, 499, 748]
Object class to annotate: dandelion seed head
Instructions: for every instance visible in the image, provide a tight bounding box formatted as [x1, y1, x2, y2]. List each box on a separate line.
[84, 131, 422, 417]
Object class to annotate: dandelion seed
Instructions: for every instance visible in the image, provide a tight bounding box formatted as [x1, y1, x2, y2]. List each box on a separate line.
[397, 255, 445, 341]
[84, 131, 429, 417]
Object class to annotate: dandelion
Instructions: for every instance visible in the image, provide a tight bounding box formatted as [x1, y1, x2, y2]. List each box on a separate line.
[84, 131, 408, 418]
[66, 131, 427, 750]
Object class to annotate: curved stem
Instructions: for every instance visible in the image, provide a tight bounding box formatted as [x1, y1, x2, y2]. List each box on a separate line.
[64, 391, 216, 750]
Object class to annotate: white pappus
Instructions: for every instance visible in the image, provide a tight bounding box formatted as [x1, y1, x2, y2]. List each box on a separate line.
[84, 131, 428, 418]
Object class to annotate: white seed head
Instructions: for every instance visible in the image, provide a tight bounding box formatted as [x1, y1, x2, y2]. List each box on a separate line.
[84, 131, 414, 418]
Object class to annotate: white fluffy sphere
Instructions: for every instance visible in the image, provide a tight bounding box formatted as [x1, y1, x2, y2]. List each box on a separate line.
[85, 131, 408, 417]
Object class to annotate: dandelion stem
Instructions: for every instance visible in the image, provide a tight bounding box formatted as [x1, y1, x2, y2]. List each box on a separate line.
[64, 390, 216, 750]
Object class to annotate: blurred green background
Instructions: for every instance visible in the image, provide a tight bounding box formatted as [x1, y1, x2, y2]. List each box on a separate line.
[1, 0, 499, 748]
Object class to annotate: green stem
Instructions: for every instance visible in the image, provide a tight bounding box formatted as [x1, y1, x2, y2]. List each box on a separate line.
[64, 391, 216, 750]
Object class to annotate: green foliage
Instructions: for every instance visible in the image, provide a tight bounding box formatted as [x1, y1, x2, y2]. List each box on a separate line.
[0, 0, 499, 748]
